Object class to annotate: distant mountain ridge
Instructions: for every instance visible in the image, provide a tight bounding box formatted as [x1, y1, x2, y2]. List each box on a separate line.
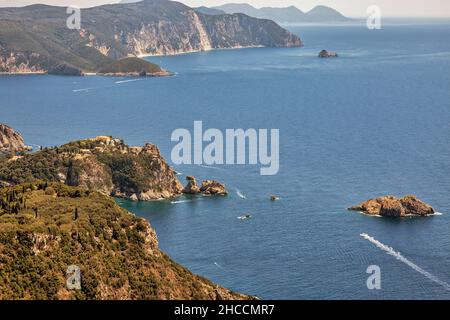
[212, 3, 351, 23]
[0, 0, 301, 75]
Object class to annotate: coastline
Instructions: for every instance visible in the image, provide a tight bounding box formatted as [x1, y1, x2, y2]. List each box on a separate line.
[137, 44, 267, 58]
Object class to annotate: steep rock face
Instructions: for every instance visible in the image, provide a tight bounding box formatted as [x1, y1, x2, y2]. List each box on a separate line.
[0, 136, 183, 200]
[349, 195, 435, 217]
[0, 1, 301, 73]
[0, 124, 31, 154]
[0, 182, 250, 300]
[182, 176, 201, 194]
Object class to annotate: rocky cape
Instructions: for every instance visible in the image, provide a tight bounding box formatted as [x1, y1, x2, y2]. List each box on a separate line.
[0, 134, 229, 201]
[0, 136, 184, 200]
[349, 195, 435, 217]
[0, 181, 250, 299]
[0, 124, 31, 155]
[0, 0, 301, 75]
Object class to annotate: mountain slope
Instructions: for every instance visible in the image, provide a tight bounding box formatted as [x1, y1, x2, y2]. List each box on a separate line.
[0, 0, 301, 74]
[194, 6, 226, 15]
[306, 5, 349, 22]
[213, 3, 351, 23]
[0, 181, 250, 300]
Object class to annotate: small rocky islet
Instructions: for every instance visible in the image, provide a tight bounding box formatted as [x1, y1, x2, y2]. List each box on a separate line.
[182, 176, 228, 196]
[349, 195, 436, 217]
[318, 49, 339, 58]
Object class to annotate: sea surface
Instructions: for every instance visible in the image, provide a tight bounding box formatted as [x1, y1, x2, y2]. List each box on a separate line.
[1, 23, 450, 299]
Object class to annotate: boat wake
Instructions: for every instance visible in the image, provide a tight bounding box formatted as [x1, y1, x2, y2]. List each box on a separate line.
[196, 164, 221, 170]
[214, 262, 225, 270]
[236, 189, 247, 199]
[171, 199, 194, 204]
[361, 233, 450, 291]
[72, 88, 93, 93]
[115, 79, 142, 84]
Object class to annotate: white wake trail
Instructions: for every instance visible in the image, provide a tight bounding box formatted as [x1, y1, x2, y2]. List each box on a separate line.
[115, 79, 142, 84]
[236, 189, 247, 199]
[361, 233, 450, 291]
[72, 88, 93, 92]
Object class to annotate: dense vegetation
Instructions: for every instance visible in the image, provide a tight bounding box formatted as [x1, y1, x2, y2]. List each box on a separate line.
[97, 57, 164, 75]
[0, 182, 247, 300]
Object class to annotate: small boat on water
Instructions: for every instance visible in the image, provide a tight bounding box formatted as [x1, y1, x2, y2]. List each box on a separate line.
[270, 195, 280, 201]
[238, 214, 252, 220]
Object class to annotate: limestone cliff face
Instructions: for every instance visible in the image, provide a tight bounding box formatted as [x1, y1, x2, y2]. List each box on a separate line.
[0, 1, 301, 73]
[0, 136, 183, 200]
[0, 124, 31, 154]
[118, 9, 301, 56]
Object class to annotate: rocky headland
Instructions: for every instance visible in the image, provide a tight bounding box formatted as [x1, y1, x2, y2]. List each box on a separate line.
[349, 195, 435, 217]
[0, 135, 184, 201]
[0, 133, 229, 202]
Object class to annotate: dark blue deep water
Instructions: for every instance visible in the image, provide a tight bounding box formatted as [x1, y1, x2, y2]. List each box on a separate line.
[1, 24, 450, 299]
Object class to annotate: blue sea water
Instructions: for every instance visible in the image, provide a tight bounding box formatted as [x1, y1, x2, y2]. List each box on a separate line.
[1, 23, 450, 299]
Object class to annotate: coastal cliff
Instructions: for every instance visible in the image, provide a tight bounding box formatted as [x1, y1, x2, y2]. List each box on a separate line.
[0, 124, 31, 154]
[0, 181, 250, 300]
[0, 0, 301, 75]
[0, 136, 183, 201]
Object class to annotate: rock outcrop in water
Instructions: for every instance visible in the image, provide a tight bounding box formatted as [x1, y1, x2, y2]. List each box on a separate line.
[0, 0, 301, 75]
[0, 124, 31, 154]
[349, 195, 435, 217]
[200, 180, 228, 196]
[0, 181, 251, 300]
[318, 50, 338, 58]
[0, 136, 183, 201]
[182, 177, 228, 196]
[182, 176, 201, 194]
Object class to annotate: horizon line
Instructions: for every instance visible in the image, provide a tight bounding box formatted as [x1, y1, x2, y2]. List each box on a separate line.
[1, 1, 450, 19]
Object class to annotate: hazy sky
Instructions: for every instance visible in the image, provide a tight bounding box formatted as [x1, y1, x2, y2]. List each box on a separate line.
[0, 0, 449, 17]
